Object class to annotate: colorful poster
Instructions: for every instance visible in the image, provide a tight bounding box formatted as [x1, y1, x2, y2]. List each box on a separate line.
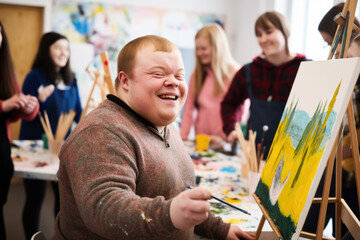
[51, 1, 225, 109]
[255, 58, 360, 239]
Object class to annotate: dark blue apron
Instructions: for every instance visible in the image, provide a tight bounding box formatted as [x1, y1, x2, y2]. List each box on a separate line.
[245, 64, 286, 159]
[46, 86, 77, 138]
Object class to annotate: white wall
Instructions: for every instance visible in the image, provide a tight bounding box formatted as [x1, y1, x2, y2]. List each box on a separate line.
[0, 0, 278, 65]
[234, 0, 276, 65]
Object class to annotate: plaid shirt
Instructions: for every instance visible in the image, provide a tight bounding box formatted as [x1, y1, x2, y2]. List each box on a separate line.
[221, 54, 309, 135]
[352, 78, 360, 127]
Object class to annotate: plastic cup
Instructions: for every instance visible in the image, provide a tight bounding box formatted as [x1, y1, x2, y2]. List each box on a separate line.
[195, 134, 210, 151]
[48, 140, 63, 164]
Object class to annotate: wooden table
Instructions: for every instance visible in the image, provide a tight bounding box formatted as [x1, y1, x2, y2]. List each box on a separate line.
[11, 140, 58, 181]
[11, 139, 276, 238]
[185, 141, 276, 239]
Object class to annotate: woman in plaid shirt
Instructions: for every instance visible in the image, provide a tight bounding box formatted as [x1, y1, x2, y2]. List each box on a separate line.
[221, 11, 309, 159]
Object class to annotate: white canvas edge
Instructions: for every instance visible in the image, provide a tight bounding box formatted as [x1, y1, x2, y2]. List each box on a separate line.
[290, 57, 360, 239]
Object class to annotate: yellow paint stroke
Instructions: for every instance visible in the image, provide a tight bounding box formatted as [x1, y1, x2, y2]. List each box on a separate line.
[221, 189, 229, 195]
[238, 193, 248, 197]
[260, 81, 341, 226]
[223, 197, 242, 204]
[224, 218, 247, 224]
[140, 210, 153, 223]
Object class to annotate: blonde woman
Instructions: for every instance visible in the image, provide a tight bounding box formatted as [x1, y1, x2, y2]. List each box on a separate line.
[180, 23, 240, 147]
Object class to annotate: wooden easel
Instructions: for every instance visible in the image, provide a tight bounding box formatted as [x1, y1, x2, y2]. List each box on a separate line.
[80, 51, 115, 121]
[254, 0, 360, 239]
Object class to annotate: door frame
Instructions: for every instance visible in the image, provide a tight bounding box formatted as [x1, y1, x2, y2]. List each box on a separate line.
[0, 0, 51, 31]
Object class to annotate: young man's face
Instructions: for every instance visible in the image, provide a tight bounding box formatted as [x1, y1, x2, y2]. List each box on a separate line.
[122, 46, 187, 129]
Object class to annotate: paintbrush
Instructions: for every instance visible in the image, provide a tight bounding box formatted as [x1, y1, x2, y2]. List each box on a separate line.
[186, 185, 251, 215]
[257, 125, 268, 162]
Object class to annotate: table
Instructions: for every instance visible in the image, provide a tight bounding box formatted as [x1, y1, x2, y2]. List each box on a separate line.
[11, 140, 276, 238]
[185, 141, 275, 239]
[11, 140, 58, 181]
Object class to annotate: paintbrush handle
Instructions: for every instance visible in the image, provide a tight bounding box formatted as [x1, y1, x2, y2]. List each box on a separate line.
[211, 195, 251, 215]
[186, 185, 251, 215]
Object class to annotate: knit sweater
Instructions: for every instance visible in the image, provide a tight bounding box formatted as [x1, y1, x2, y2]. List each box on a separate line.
[54, 95, 230, 240]
[221, 54, 308, 135]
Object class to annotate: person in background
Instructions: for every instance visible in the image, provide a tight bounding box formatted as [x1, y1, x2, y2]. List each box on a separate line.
[303, 3, 360, 239]
[19, 32, 82, 240]
[318, 2, 346, 46]
[180, 23, 241, 150]
[53, 35, 254, 240]
[221, 11, 309, 159]
[0, 21, 39, 240]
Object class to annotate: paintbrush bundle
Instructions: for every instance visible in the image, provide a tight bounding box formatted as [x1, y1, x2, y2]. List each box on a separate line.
[235, 122, 259, 173]
[38, 110, 76, 155]
[54, 110, 76, 141]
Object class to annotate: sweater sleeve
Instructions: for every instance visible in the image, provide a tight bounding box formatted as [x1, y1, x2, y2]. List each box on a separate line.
[194, 211, 231, 239]
[180, 73, 197, 139]
[1, 78, 40, 123]
[221, 67, 247, 135]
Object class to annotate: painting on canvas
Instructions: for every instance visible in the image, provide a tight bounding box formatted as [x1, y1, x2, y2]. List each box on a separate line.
[254, 58, 360, 240]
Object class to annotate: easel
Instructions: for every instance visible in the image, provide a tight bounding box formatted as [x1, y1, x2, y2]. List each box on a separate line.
[80, 51, 115, 121]
[254, 0, 360, 239]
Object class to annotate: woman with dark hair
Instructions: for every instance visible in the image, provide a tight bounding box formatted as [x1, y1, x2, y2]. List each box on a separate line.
[0, 21, 39, 239]
[221, 11, 309, 159]
[19, 32, 82, 240]
[318, 2, 346, 46]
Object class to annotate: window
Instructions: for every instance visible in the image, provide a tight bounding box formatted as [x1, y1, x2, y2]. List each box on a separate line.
[274, 0, 359, 60]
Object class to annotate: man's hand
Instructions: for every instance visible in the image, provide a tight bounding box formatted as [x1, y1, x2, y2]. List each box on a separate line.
[226, 225, 255, 240]
[170, 187, 212, 230]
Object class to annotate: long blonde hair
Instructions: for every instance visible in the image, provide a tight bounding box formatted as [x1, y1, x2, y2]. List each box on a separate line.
[194, 23, 240, 95]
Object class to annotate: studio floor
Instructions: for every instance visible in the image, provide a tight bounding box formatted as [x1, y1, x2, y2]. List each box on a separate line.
[4, 179, 55, 240]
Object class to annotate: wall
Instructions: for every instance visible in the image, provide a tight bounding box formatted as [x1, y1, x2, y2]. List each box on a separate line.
[0, 0, 276, 66]
[234, 0, 275, 64]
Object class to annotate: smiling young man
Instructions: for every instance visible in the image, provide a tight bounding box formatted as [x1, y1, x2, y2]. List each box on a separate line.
[54, 35, 254, 240]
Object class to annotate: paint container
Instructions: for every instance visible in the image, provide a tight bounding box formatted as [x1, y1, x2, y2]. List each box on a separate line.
[249, 170, 261, 202]
[242, 162, 249, 179]
[195, 134, 210, 151]
[42, 133, 48, 149]
[48, 139, 63, 164]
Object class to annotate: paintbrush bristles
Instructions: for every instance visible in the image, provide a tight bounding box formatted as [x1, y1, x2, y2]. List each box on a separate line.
[38, 112, 54, 142]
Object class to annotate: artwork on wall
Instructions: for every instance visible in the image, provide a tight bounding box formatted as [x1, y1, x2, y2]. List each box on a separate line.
[255, 58, 360, 240]
[51, 1, 225, 109]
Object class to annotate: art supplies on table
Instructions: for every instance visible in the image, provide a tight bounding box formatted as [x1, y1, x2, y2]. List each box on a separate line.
[38, 110, 76, 155]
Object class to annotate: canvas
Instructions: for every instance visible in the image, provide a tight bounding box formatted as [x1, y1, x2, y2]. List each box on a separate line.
[255, 57, 360, 240]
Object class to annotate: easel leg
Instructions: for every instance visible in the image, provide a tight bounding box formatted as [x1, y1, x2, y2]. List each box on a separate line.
[255, 215, 265, 240]
[335, 124, 343, 239]
[315, 132, 339, 240]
